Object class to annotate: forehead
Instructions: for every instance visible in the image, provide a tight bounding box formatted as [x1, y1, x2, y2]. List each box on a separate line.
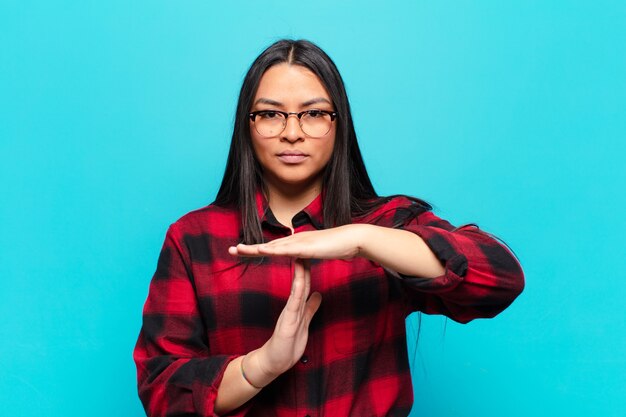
[254, 63, 330, 103]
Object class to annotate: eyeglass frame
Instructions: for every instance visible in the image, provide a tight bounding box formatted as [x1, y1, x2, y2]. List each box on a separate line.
[248, 109, 338, 138]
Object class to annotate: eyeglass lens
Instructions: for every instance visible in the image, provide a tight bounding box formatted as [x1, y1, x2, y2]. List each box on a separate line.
[253, 112, 333, 138]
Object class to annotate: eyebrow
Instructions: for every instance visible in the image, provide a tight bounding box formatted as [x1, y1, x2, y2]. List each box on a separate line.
[254, 97, 332, 107]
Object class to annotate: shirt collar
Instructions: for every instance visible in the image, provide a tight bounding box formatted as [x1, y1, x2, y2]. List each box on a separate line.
[255, 187, 324, 230]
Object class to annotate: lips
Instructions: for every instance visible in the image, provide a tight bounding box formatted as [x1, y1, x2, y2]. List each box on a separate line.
[277, 150, 309, 164]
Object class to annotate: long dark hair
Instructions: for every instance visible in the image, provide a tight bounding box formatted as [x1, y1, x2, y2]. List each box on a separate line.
[215, 39, 427, 243]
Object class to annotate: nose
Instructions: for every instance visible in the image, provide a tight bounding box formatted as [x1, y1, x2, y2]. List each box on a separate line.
[281, 114, 305, 143]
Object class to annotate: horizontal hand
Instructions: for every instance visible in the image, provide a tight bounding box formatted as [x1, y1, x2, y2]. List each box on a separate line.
[228, 224, 366, 260]
[229, 223, 446, 278]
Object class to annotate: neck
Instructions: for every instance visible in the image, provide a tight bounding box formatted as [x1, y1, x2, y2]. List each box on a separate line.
[263, 177, 322, 229]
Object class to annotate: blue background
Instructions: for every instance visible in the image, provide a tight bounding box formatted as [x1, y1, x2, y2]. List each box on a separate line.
[1, 1, 625, 416]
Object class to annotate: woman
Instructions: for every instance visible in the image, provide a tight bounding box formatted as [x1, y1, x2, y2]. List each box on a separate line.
[134, 39, 524, 417]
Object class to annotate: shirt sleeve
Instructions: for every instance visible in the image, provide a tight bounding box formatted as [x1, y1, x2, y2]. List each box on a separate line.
[133, 224, 244, 417]
[392, 203, 525, 323]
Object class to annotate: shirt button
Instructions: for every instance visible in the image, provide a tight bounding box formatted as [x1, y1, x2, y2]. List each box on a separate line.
[300, 355, 309, 364]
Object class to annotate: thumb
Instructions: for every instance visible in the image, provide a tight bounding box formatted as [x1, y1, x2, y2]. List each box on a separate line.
[304, 292, 322, 324]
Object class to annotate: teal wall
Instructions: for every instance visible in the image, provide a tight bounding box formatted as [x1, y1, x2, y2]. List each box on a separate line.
[1, 1, 625, 416]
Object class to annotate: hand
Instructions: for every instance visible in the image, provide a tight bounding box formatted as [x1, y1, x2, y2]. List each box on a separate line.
[214, 260, 322, 413]
[253, 259, 322, 377]
[228, 224, 366, 260]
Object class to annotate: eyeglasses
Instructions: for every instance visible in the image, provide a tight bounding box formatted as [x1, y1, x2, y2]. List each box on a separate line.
[249, 109, 337, 138]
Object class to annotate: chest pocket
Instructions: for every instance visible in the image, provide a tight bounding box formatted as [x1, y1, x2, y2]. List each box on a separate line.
[327, 267, 388, 355]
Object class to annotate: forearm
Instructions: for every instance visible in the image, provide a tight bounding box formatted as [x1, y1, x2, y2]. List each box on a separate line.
[356, 224, 445, 279]
[214, 348, 278, 415]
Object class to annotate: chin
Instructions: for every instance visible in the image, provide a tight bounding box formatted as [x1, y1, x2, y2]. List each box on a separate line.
[270, 172, 322, 190]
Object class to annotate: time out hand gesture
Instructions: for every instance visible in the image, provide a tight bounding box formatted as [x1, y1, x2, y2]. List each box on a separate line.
[255, 259, 322, 377]
[230, 223, 445, 287]
[229, 224, 366, 260]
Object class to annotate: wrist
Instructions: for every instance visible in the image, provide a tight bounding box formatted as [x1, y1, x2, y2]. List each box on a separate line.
[351, 224, 376, 259]
[240, 354, 264, 389]
[247, 346, 283, 386]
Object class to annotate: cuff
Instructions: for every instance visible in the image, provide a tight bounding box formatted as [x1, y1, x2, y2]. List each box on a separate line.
[396, 225, 468, 293]
[190, 355, 239, 417]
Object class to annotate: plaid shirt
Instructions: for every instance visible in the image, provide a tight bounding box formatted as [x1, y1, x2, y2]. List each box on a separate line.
[134, 190, 524, 417]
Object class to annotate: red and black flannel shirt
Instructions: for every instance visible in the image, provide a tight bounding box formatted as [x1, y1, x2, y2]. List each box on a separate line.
[134, 190, 524, 417]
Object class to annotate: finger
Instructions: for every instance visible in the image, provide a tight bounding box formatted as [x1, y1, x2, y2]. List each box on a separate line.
[292, 259, 304, 294]
[284, 260, 305, 315]
[261, 235, 313, 256]
[228, 243, 265, 257]
[304, 292, 322, 325]
[231, 242, 301, 258]
[253, 235, 294, 251]
[296, 259, 310, 317]
[258, 244, 308, 258]
[302, 259, 311, 305]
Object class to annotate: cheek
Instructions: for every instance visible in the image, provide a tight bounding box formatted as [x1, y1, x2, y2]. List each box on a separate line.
[321, 135, 336, 163]
[250, 124, 265, 151]
[250, 135, 269, 160]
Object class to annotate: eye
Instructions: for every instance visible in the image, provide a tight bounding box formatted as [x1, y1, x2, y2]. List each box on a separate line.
[258, 110, 282, 120]
[305, 110, 326, 118]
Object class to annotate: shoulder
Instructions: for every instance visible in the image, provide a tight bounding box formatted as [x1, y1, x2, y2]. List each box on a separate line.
[168, 201, 241, 237]
[354, 194, 432, 227]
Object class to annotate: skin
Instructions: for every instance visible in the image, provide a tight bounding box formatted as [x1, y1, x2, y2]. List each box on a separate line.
[214, 63, 445, 415]
[249, 63, 336, 226]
